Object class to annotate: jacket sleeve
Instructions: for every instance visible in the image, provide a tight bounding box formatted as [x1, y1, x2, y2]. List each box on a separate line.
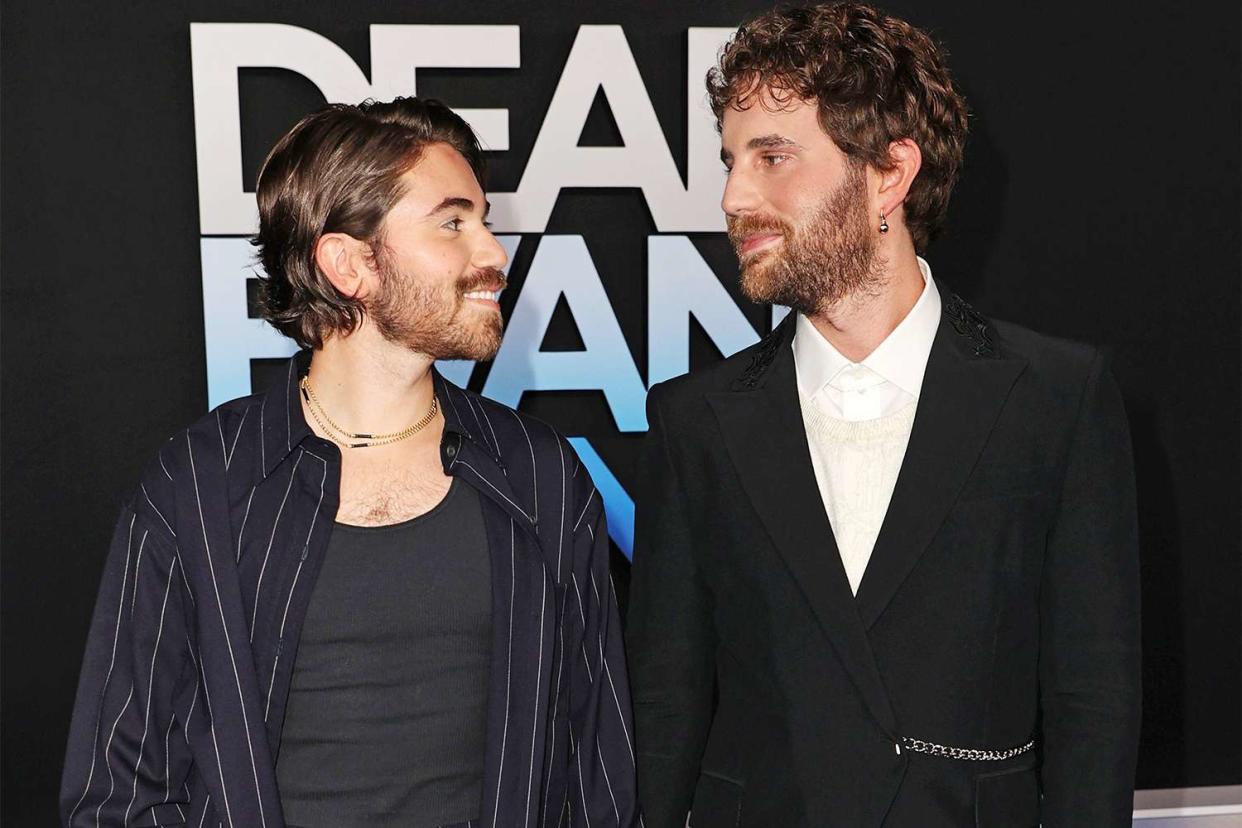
[625, 385, 716, 827]
[1038, 350, 1142, 827]
[61, 502, 193, 827]
[565, 478, 640, 827]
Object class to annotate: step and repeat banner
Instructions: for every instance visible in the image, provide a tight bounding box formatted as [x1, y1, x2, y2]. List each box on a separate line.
[3, 1, 1239, 823]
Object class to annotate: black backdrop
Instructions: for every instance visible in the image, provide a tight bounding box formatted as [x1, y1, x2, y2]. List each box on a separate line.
[3, 1, 1239, 824]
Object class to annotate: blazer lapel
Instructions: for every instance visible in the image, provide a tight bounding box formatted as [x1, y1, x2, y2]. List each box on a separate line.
[855, 294, 1028, 630]
[708, 320, 898, 735]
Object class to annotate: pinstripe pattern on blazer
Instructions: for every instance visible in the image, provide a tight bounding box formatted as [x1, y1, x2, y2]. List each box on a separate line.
[62, 352, 639, 828]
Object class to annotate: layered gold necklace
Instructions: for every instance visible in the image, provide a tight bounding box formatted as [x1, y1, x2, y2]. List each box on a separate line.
[299, 376, 439, 449]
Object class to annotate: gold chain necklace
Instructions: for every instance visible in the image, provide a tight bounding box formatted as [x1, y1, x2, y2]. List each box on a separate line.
[299, 376, 439, 449]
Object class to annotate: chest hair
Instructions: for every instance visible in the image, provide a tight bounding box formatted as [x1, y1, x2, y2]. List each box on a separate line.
[335, 447, 452, 527]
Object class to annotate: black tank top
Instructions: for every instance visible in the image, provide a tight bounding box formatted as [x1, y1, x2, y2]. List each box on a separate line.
[276, 478, 492, 828]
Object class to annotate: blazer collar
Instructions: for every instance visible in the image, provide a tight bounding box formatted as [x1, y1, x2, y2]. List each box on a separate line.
[434, 370, 540, 533]
[259, 351, 314, 478]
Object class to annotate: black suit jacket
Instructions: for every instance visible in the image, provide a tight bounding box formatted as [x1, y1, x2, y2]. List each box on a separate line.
[626, 296, 1141, 827]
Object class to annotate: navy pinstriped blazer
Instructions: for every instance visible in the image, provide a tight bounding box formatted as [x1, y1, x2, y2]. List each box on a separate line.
[62, 352, 639, 828]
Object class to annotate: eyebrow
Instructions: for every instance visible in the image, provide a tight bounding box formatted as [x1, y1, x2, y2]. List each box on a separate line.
[427, 197, 491, 220]
[720, 134, 803, 165]
[749, 134, 801, 151]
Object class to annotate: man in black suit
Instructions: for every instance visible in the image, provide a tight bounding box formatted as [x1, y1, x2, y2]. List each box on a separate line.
[626, 3, 1141, 826]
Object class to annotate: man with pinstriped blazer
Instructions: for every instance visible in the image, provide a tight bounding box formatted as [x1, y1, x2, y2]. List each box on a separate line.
[627, 4, 1141, 827]
[62, 97, 638, 828]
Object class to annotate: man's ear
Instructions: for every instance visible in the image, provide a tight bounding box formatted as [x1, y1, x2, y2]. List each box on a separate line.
[314, 233, 376, 299]
[875, 138, 923, 219]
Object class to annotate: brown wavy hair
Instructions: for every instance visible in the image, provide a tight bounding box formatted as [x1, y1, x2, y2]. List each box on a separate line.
[253, 97, 485, 350]
[707, 2, 969, 251]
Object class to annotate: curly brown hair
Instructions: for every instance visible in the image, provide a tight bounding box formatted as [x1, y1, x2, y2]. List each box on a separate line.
[707, 2, 969, 251]
[253, 97, 486, 350]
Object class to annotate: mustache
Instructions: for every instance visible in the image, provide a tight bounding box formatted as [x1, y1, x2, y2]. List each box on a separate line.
[458, 267, 508, 292]
[726, 214, 792, 254]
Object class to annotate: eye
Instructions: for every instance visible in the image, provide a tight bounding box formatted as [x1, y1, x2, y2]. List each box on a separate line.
[761, 154, 791, 167]
[442, 217, 463, 232]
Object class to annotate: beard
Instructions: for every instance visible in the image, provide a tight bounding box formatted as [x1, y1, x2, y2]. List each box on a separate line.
[366, 252, 507, 361]
[728, 162, 882, 316]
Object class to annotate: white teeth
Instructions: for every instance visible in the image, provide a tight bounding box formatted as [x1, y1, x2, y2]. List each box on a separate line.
[464, 290, 500, 301]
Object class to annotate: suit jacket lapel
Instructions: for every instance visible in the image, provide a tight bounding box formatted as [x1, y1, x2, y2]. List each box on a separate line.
[708, 320, 898, 735]
[855, 294, 1028, 630]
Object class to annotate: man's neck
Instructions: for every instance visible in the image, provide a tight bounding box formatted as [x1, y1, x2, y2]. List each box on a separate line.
[805, 248, 926, 364]
[305, 326, 438, 439]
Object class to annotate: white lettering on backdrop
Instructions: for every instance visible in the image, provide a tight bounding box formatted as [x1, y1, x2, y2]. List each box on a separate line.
[189, 22, 776, 553]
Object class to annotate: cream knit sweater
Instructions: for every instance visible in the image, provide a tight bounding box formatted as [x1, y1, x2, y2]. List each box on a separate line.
[800, 398, 918, 594]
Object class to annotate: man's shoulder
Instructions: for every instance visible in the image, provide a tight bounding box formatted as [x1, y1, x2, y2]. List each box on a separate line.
[129, 393, 269, 531]
[970, 310, 1120, 432]
[440, 383, 575, 471]
[157, 392, 268, 473]
[986, 315, 1103, 382]
[440, 384, 604, 524]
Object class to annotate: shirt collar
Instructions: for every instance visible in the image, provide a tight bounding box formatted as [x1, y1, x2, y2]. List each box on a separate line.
[259, 351, 315, 477]
[793, 256, 942, 400]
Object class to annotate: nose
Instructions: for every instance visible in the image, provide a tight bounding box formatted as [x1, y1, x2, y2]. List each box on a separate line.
[473, 226, 509, 272]
[721, 167, 761, 218]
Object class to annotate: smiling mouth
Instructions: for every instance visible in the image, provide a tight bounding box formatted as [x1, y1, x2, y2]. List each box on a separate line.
[463, 288, 503, 304]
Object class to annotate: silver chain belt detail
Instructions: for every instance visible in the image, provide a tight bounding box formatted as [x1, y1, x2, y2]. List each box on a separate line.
[897, 737, 1036, 762]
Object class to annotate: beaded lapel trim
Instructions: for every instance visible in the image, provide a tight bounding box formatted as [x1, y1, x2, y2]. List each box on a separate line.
[944, 292, 997, 358]
[733, 320, 787, 391]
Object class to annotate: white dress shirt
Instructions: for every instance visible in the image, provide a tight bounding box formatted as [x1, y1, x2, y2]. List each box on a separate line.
[793, 258, 941, 593]
[793, 257, 941, 421]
